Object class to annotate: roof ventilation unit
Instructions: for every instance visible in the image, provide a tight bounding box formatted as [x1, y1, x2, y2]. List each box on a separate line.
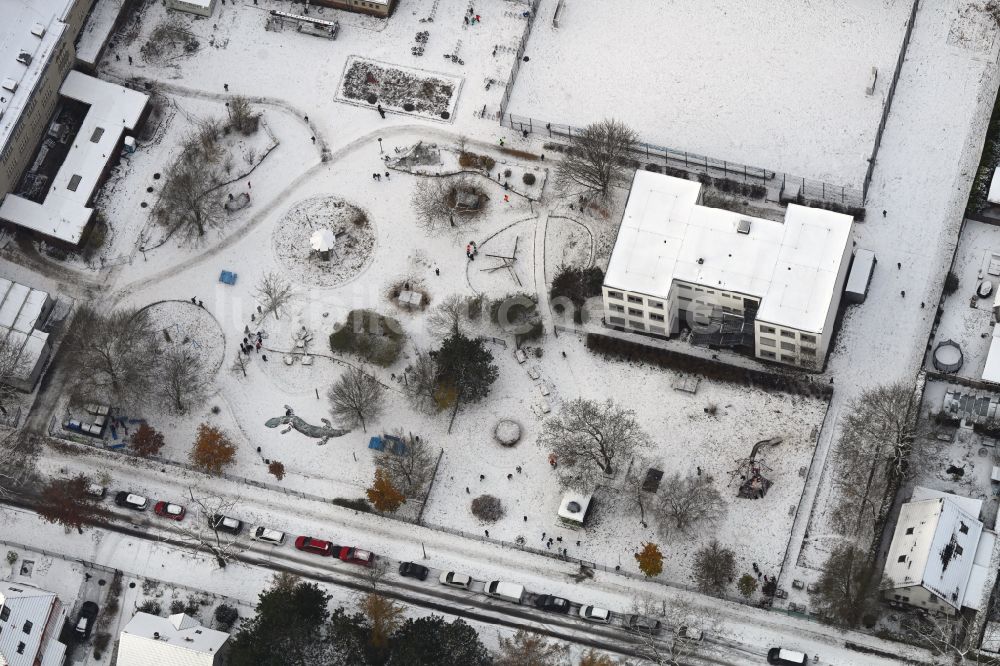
[1, 79, 18, 93]
[16, 52, 32, 66]
[737, 219, 752, 234]
[30, 23, 45, 38]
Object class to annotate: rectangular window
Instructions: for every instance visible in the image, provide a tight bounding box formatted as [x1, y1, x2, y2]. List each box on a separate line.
[22, 621, 31, 634]
[649, 313, 665, 322]
[648, 300, 664, 309]
[608, 316, 625, 326]
[629, 321, 645, 331]
[89, 127, 105, 143]
[956, 545, 964, 556]
[628, 308, 643, 317]
[627, 295, 643, 304]
[897, 555, 906, 563]
[16, 643, 24, 654]
[676, 283, 691, 290]
[760, 337, 775, 347]
[759, 350, 776, 359]
[677, 295, 692, 302]
[801, 333, 816, 344]
[607, 291, 623, 300]
[929, 596, 938, 604]
[905, 527, 914, 535]
[780, 341, 796, 352]
[650, 326, 665, 336]
[780, 330, 796, 339]
[0, 607, 9, 621]
[960, 522, 969, 534]
[801, 347, 816, 357]
[706, 290, 715, 295]
[781, 355, 796, 363]
[609, 304, 625, 313]
[760, 325, 775, 334]
[67, 174, 82, 192]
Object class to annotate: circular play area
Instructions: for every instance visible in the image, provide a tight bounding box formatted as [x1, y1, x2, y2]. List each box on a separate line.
[933, 339, 964, 373]
[494, 419, 522, 447]
[272, 196, 376, 288]
[142, 300, 225, 375]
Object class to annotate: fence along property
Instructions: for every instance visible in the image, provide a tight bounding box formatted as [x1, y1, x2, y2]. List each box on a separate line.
[496, 1, 924, 211]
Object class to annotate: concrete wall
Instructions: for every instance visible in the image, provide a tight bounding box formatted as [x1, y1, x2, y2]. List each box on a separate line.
[166, 0, 217, 18]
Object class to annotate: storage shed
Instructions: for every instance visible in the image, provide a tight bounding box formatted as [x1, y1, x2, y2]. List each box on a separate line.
[844, 248, 876, 304]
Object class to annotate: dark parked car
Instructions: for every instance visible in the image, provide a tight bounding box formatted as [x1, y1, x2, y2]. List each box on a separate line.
[114, 492, 148, 510]
[534, 595, 571, 614]
[627, 614, 662, 635]
[767, 648, 808, 666]
[398, 562, 429, 580]
[75, 601, 99, 639]
[208, 514, 243, 535]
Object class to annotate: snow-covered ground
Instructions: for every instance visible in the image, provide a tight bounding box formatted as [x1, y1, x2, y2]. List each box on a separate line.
[508, 0, 915, 188]
[781, 0, 1000, 614]
[922, 218, 1000, 381]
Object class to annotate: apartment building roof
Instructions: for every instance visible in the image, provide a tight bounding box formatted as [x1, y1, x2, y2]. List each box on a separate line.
[604, 170, 853, 333]
[0, 70, 148, 244]
[0, 0, 75, 156]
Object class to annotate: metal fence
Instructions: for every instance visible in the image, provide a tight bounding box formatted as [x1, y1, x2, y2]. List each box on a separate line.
[862, 0, 921, 200]
[497, 0, 541, 119]
[501, 113, 865, 208]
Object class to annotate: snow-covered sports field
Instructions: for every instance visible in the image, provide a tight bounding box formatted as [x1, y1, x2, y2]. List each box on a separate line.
[508, 0, 915, 187]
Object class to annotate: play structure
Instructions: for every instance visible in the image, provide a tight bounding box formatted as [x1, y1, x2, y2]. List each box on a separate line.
[728, 436, 782, 499]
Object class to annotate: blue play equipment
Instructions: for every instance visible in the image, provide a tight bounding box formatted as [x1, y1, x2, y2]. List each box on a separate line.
[219, 270, 238, 285]
[368, 434, 407, 455]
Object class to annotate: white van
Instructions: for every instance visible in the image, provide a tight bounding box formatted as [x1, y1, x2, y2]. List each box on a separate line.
[485, 581, 525, 604]
[250, 525, 286, 545]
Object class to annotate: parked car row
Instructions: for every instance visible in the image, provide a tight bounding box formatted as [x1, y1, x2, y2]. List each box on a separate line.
[111, 491, 187, 521]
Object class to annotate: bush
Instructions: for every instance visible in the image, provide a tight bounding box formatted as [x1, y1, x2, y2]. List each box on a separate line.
[480, 155, 496, 171]
[551, 265, 605, 307]
[471, 494, 505, 522]
[215, 603, 239, 629]
[332, 497, 372, 513]
[645, 163, 662, 173]
[403, 102, 415, 112]
[138, 600, 162, 615]
[504, 168, 512, 178]
[330, 309, 405, 367]
[170, 600, 186, 615]
[489, 293, 538, 327]
[522, 172, 536, 185]
[93, 632, 111, 656]
[944, 271, 960, 296]
[458, 152, 496, 171]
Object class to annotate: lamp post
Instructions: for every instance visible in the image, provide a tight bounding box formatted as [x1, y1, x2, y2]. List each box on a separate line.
[377, 137, 383, 154]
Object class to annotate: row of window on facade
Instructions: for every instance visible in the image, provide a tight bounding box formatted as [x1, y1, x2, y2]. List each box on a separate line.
[606, 290, 665, 310]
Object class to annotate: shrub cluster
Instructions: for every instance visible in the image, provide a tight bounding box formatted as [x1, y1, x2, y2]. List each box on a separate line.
[471, 494, 505, 522]
[330, 309, 406, 367]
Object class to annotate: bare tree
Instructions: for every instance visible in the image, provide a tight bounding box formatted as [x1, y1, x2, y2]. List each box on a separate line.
[255, 272, 295, 321]
[496, 630, 570, 666]
[413, 176, 485, 231]
[157, 157, 223, 239]
[656, 472, 725, 536]
[810, 544, 883, 629]
[692, 539, 735, 597]
[0, 431, 38, 498]
[63, 306, 161, 411]
[427, 294, 471, 338]
[906, 607, 1000, 665]
[539, 398, 651, 489]
[231, 350, 250, 378]
[227, 96, 260, 135]
[328, 366, 384, 432]
[556, 118, 638, 203]
[628, 596, 711, 666]
[0, 335, 27, 416]
[171, 487, 245, 569]
[160, 348, 207, 413]
[833, 381, 922, 537]
[376, 430, 436, 498]
[403, 350, 440, 414]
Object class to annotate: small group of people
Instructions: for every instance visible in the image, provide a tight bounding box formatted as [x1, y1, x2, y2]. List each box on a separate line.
[464, 7, 481, 25]
[372, 172, 390, 181]
[241, 330, 263, 356]
[465, 240, 479, 260]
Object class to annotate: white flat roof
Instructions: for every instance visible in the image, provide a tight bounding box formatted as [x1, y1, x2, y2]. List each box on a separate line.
[0, 0, 74, 158]
[0, 278, 50, 383]
[990, 168, 1000, 205]
[0, 71, 148, 244]
[76, 0, 129, 67]
[911, 485, 983, 520]
[118, 613, 229, 666]
[604, 171, 853, 333]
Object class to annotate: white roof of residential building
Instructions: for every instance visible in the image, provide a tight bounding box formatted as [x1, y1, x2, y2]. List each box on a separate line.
[910, 485, 983, 520]
[0, 582, 67, 666]
[0, 71, 148, 244]
[989, 168, 1000, 205]
[883, 494, 983, 610]
[117, 613, 229, 666]
[0, 0, 75, 158]
[604, 170, 853, 333]
[0, 278, 50, 383]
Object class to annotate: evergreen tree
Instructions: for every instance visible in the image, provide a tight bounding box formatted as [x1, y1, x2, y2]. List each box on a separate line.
[435, 333, 499, 427]
[387, 615, 491, 666]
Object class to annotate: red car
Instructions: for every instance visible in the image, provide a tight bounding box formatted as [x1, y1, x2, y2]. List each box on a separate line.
[337, 546, 374, 567]
[153, 501, 185, 521]
[294, 536, 334, 556]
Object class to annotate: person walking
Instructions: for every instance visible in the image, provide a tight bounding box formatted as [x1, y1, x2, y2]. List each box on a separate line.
[384, 171, 390, 180]
[377, 104, 385, 119]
